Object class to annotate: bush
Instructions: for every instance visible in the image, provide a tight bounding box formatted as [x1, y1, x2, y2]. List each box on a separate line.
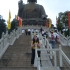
[0, 15, 6, 39]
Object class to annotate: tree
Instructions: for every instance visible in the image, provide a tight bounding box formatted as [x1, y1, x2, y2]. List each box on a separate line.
[57, 11, 70, 35]
[0, 15, 6, 39]
[10, 19, 19, 31]
[57, 17, 63, 31]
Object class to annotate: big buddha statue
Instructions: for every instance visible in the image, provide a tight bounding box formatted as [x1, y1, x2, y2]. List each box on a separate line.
[18, 0, 47, 25]
[18, 0, 25, 18]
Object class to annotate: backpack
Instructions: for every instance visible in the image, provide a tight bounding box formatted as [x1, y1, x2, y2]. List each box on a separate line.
[56, 35, 58, 39]
[55, 35, 59, 42]
[51, 34, 54, 40]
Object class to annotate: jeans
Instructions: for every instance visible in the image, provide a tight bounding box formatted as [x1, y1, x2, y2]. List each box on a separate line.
[50, 40, 55, 48]
[31, 49, 40, 64]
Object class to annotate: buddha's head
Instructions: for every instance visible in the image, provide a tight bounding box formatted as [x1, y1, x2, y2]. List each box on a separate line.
[27, 0, 37, 3]
[18, 0, 23, 5]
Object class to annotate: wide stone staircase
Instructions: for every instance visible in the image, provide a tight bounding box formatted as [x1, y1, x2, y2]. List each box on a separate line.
[0, 29, 70, 70]
[0, 33, 37, 70]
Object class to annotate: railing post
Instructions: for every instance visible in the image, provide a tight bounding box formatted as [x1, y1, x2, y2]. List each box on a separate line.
[42, 36, 43, 44]
[49, 44, 53, 59]
[4, 31, 8, 46]
[34, 43, 38, 67]
[37, 58, 40, 70]
[54, 51, 57, 66]
[9, 32, 12, 44]
[37, 58, 40, 65]
[59, 44, 62, 67]
[46, 39, 49, 50]
[39, 33, 41, 40]
[40, 34, 42, 40]
[43, 37, 45, 46]
[44, 35, 46, 46]
[6, 31, 8, 42]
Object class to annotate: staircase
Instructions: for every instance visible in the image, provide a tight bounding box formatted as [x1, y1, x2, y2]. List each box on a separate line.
[0, 33, 37, 70]
[0, 29, 70, 70]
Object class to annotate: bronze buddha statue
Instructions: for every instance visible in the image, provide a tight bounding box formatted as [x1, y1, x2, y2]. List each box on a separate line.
[18, 0, 47, 25]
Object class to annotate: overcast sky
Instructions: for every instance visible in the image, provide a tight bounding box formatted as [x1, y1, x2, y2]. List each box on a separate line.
[0, 0, 70, 26]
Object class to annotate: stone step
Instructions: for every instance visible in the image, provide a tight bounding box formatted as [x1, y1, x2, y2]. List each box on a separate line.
[60, 67, 70, 70]
[41, 67, 60, 70]
[2, 53, 31, 59]
[0, 67, 37, 70]
[0, 60, 31, 66]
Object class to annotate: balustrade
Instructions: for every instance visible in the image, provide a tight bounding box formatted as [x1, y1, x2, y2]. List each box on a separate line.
[58, 32, 70, 46]
[33, 32, 70, 70]
[0, 28, 22, 59]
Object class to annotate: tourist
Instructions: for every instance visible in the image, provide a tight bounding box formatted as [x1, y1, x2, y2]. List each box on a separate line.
[31, 35, 41, 66]
[49, 30, 55, 48]
[25, 29, 28, 35]
[53, 30, 60, 43]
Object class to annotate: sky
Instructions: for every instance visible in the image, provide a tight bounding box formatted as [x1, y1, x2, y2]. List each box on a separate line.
[0, 0, 70, 26]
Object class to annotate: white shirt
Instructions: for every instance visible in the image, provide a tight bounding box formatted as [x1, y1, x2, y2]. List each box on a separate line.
[42, 31, 45, 34]
[28, 29, 31, 31]
[53, 32, 59, 38]
[22, 30, 25, 33]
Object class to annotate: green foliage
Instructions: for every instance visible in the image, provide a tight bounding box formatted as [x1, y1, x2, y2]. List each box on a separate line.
[63, 29, 70, 37]
[0, 15, 6, 39]
[57, 11, 70, 36]
[10, 19, 18, 31]
[7, 18, 19, 34]
[57, 18, 63, 31]
[65, 30, 69, 37]
[57, 23, 62, 31]
[11, 20, 16, 31]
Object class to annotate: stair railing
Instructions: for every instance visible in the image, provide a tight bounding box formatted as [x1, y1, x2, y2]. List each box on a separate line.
[58, 32, 70, 46]
[46, 37, 70, 67]
[0, 32, 9, 59]
[0, 27, 22, 59]
[34, 33, 70, 70]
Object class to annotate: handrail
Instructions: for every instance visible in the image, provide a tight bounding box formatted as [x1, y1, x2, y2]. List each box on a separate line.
[60, 50, 70, 65]
[58, 32, 70, 46]
[33, 32, 70, 70]
[0, 28, 22, 59]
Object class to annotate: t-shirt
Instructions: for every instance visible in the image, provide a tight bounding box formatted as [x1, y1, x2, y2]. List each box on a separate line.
[51, 34, 54, 39]
[51, 34, 55, 41]
[31, 41, 40, 49]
